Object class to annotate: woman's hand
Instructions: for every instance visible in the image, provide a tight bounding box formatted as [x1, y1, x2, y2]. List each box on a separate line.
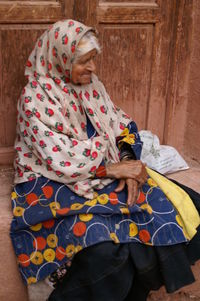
[115, 178, 139, 206]
[106, 160, 148, 185]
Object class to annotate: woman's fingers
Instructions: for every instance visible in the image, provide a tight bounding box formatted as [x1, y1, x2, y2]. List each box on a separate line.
[114, 178, 139, 207]
[115, 179, 125, 192]
[126, 179, 139, 207]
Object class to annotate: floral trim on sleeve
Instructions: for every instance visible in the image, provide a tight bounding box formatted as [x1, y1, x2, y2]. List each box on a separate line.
[116, 121, 143, 160]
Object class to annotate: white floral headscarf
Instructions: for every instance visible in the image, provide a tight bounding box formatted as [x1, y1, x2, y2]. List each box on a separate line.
[14, 19, 132, 198]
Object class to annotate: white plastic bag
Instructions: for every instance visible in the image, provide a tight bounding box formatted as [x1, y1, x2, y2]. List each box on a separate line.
[139, 130, 189, 174]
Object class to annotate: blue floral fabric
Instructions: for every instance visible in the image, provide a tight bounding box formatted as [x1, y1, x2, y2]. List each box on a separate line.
[10, 121, 188, 285]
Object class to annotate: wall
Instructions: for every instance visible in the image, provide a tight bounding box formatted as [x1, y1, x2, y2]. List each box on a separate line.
[163, 0, 200, 166]
[184, 0, 200, 165]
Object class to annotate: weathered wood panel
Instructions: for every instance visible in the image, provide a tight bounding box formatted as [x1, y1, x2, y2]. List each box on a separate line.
[164, 1, 193, 150]
[98, 25, 153, 128]
[146, 0, 175, 141]
[0, 0, 74, 165]
[101, 0, 157, 3]
[0, 1, 64, 23]
[183, 0, 200, 164]
[1, 26, 48, 146]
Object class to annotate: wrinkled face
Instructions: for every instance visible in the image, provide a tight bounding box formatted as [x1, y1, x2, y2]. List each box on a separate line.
[71, 49, 97, 85]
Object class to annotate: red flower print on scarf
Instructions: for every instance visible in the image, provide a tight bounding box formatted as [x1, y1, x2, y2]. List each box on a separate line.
[93, 90, 100, 99]
[31, 135, 36, 142]
[71, 40, 76, 53]
[71, 124, 78, 134]
[84, 91, 90, 101]
[24, 96, 32, 103]
[71, 172, 81, 178]
[36, 93, 45, 101]
[71, 140, 78, 147]
[40, 55, 45, 66]
[52, 46, 58, 58]
[26, 60, 32, 67]
[95, 141, 102, 150]
[24, 152, 32, 158]
[60, 161, 71, 167]
[62, 53, 67, 64]
[17, 167, 23, 177]
[86, 108, 94, 116]
[82, 149, 91, 157]
[90, 151, 98, 161]
[78, 105, 83, 115]
[55, 122, 63, 132]
[39, 140, 47, 148]
[48, 61, 52, 71]
[55, 170, 64, 177]
[38, 39, 43, 47]
[46, 156, 53, 165]
[53, 77, 61, 85]
[48, 98, 56, 105]
[35, 158, 42, 165]
[70, 101, 77, 112]
[45, 130, 54, 136]
[81, 122, 86, 131]
[32, 126, 38, 134]
[100, 105, 107, 114]
[120, 122, 126, 130]
[90, 166, 96, 173]
[30, 81, 38, 89]
[45, 108, 54, 117]
[63, 86, 69, 94]
[43, 83, 52, 91]
[52, 145, 62, 152]
[56, 64, 62, 73]
[71, 89, 78, 99]
[62, 34, 68, 45]
[68, 20, 74, 27]
[54, 27, 60, 39]
[77, 163, 86, 168]
[32, 108, 41, 119]
[25, 110, 33, 118]
[75, 27, 83, 34]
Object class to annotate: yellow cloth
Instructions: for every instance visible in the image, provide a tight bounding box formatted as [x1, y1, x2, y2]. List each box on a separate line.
[146, 167, 200, 240]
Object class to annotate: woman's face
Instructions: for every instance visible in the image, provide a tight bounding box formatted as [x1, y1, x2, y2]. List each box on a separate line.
[71, 49, 97, 85]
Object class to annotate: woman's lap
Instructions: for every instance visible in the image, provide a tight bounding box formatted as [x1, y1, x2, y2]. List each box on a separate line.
[48, 225, 200, 301]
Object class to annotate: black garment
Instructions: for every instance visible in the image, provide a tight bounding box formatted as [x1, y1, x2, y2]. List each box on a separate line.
[48, 181, 200, 301]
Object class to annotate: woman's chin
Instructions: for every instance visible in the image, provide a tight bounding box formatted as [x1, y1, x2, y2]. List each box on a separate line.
[79, 74, 92, 85]
[80, 79, 91, 85]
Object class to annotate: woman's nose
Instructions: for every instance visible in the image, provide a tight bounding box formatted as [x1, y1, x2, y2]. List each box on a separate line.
[87, 59, 96, 72]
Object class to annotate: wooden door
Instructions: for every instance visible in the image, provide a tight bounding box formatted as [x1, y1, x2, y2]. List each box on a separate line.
[0, 0, 195, 165]
[73, 0, 179, 142]
[0, 0, 74, 165]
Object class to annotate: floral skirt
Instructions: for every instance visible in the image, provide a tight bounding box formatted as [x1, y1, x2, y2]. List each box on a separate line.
[48, 227, 200, 301]
[47, 180, 200, 301]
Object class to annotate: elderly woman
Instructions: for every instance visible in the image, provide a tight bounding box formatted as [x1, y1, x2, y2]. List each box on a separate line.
[10, 20, 200, 301]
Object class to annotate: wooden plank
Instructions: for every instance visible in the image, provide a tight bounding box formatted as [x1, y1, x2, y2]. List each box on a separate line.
[0, 147, 15, 166]
[164, 0, 194, 152]
[145, 0, 175, 143]
[1, 26, 48, 147]
[98, 24, 153, 129]
[99, 1, 159, 7]
[0, 1, 63, 23]
[0, 31, 4, 146]
[100, 0, 157, 3]
[97, 5, 160, 23]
